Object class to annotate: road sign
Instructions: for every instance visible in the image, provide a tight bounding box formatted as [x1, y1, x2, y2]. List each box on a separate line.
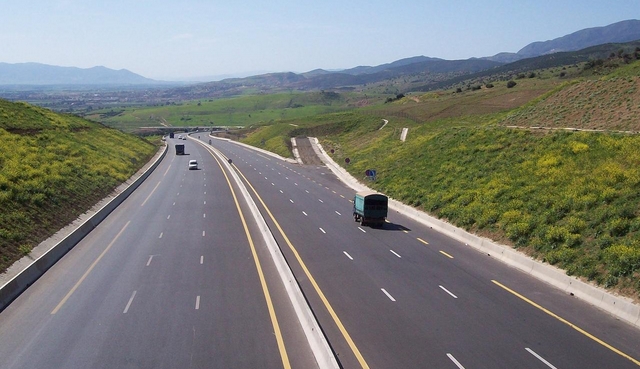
[366, 169, 377, 181]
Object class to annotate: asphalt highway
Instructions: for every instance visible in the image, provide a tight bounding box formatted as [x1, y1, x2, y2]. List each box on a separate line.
[204, 136, 640, 369]
[0, 138, 318, 369]
[3, 133, 640, 369]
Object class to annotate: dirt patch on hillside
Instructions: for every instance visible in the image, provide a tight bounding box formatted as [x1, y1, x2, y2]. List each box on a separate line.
[501, 77, 640, 132]
[396, 87, 551, 123]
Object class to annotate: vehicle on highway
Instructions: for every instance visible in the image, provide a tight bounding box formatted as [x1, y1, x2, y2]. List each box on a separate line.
[188, 160, 198, 170]
[175, 144, 185, 155]
[353, 191, 388, 227]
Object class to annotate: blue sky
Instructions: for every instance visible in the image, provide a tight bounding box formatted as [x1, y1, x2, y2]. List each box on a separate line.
[1, 1, 638, 80]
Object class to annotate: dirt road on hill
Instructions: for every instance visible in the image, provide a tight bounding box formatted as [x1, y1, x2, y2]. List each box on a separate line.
[295, 137, 324, 166]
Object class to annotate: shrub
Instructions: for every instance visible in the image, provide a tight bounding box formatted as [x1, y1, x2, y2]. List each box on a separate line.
[546, 246, 578, 265]
[506, 221, 533, 242]
[18, 244, 32, 255]
[507, 80, 517, 88]
[609, 217, 631, 237]
[544, 225, 571, 246]
[603, 244, 640, 277]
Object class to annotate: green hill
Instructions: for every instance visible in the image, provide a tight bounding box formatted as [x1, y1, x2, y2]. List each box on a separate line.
[241, 61, 640, 300]
[0, 99, 157, 272]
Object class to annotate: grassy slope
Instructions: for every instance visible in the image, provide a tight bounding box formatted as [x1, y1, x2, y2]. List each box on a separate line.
[238, 61, 640, 300]
[320, 62, 640, 299]
[0, 99, 157, 272]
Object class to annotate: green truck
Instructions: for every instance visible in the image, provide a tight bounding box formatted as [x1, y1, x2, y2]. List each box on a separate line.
[353, 191, 388, 227]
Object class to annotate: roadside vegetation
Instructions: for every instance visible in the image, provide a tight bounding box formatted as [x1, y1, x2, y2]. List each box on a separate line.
[237, 60, 640, 300]
[0, 99, 157, 273]
[90, 91, 387, 133]
[327, 62, 640, 300]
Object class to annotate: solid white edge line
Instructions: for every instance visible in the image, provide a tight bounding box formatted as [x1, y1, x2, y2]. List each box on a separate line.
[446, 353, 466, 369]
[526, 348, 558, 369]
[381, 288, 396, 302]
[439, 285, 458, 299]
[123, 290, 137, 314]
[343, 251, 353, 260]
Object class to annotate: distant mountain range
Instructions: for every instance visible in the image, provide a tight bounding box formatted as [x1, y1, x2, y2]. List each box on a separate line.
[0, 63, 159, 85]
[0, 19, 639, 87]
[484, 19, 640, 63]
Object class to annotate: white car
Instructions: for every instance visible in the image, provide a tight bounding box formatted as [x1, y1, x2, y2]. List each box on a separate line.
[188, 160, 198, 170]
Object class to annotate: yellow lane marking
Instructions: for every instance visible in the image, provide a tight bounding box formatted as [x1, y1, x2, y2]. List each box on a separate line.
[439, 251, 454, 259]
[140, 181, 161, 207]
[52, 221, 131, 315]
[492, 280, 640, 366]
[417, 237, 429, 245]
[205, 147, 291, 369]
[234, 165, 371, 369]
